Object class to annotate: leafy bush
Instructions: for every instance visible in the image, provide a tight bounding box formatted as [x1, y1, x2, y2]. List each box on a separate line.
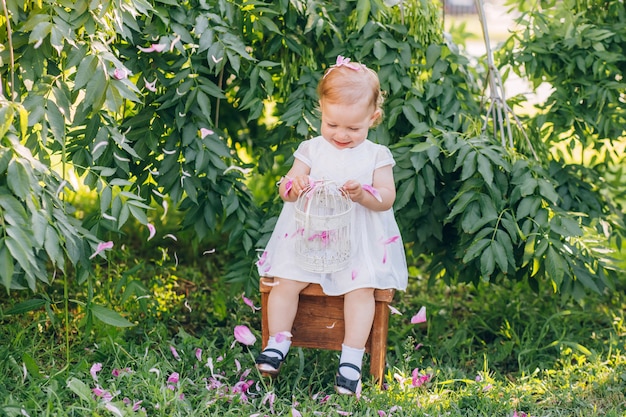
[0, 0, 623, 313]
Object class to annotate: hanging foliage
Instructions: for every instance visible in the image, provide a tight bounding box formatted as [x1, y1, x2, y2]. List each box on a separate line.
[0, 0, 622, 303]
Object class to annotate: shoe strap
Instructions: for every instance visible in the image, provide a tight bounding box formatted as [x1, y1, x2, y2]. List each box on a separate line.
[338, 362, 361, 376]
[261, 348, 284, 361]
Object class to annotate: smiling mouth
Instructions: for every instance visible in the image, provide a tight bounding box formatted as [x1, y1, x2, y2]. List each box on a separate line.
[334, 140, 350, 147]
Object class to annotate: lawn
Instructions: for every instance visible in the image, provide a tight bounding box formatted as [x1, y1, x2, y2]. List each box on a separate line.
[1, 244, 625, 416]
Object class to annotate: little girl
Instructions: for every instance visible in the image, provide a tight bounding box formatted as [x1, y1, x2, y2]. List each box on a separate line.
[255, 56, 408, 395]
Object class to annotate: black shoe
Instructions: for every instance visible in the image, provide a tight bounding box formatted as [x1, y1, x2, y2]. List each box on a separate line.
[255, 348, 285, 377]
[334, 362, 362, 395]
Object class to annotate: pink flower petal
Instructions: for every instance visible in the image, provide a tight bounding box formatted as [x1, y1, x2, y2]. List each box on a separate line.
[90, 363, 102, 381]
[112, 367, 131, 377]
[200, 128, 214, 138]
[89, 241, 114, 259]
[362, 184, 383, 202]
[256, 251, 268, 267]
[234, 325, 256, 346]
[170, 346, 181, 360]
[195, 348, 202, 362]
[291, 408, 302, 417]
[388, 305, 402, 315]
[137, 43, 166, 53]
[283, 178, 293, 198]
[92, 386, 113, 401]
[351, 269, 358, 280]
[147, 223, 156, 241]
[242, 293, 260, 311]
[275, 331, 293, 343]
[113, 68, 127, 80]
[132, 401, 143, 412]
[144, 78, 157, 92]
[411, 368, 431, 387]
[383, 235, 400, 244]
[411, 306, 427, 324]
[167, 372, 179, 384]
[104, 402, 123, 416]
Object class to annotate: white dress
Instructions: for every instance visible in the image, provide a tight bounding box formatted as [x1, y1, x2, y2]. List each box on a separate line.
[257, 136, 408, 296]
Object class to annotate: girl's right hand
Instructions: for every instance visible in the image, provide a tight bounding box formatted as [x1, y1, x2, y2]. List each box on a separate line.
[289, 175, 310, 196]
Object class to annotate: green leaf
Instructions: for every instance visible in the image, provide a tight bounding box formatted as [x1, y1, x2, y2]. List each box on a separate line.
[22, 352, 43, 379]
[0, 243, 14, 290]
[373, 40, 386, 60]
[538, 179, 559, 204]
[128, 202, 149, 225]
[410, 142, 433, 153]
[402, 105, 421, 128]
[5, 234, 36, 288]
[84, 69, 107, 111]
[74, 55, 96, 90]
[461, 201, 481, 233]
[196, 91, 212, 120]
[519, 177, 538, 196]
[480, 244, 496, 278]
[67, 377, 95, 403]
[460, 152, 476, 181]
[463, 238, 490, 263]
[560, 216, 583, 237]
[394, 178, 415, 211]
[355, 0, 371, 31]
[0, 194, 28, 227]
[491, 239, 508, 273]
[476, 154, 493, 185]
[546, 246, 565, 287]
[425, 44, 441, 69]
[90, 304, 135, 327]
[448, 191, 478, 220]
[522, 234, 535, 267]
[7, 159, 30, 200]
[44, 224, 64, 270]
[5, 298, 47, 315]
[31, 211, 47, 248]
[516, 196, 540, 219]
[28, 21, 52, 46]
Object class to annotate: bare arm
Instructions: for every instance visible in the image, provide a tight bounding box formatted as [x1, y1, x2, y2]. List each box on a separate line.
[278, 158, 311, 202]
[342, 164, 396, 211]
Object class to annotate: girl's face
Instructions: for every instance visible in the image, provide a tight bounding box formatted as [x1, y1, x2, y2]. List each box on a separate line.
[319, 98, 380, 149]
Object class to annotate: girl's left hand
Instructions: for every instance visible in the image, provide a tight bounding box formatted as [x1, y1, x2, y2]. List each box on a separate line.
[342, 180, 364, 203]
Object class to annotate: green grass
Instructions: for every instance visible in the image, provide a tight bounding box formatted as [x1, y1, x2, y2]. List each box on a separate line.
[1, 245, 625, 416]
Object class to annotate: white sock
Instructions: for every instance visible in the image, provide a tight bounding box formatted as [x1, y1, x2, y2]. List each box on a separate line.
[263, 336, 291, 359]
[339, 344, 365, 380]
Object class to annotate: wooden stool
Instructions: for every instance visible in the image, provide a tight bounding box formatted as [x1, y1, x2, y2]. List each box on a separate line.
[260, 277, 395, 385]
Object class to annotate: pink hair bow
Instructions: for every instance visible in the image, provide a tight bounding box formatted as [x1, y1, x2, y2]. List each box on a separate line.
[332, 55, 362, 71]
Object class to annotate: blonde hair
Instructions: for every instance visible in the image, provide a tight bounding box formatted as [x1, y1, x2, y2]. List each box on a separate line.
[317, 61, 385, 126]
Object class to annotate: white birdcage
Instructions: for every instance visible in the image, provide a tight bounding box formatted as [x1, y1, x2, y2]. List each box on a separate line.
[294, 180, 353, 273]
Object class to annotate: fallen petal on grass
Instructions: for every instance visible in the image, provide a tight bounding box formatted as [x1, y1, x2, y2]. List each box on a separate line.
[411, 306, 427, 324]
[234, 325, 256, 346]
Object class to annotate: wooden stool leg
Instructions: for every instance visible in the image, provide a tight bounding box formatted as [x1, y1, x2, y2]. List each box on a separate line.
[369, 298, 391, 385]
[261, 288, 270, 349]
